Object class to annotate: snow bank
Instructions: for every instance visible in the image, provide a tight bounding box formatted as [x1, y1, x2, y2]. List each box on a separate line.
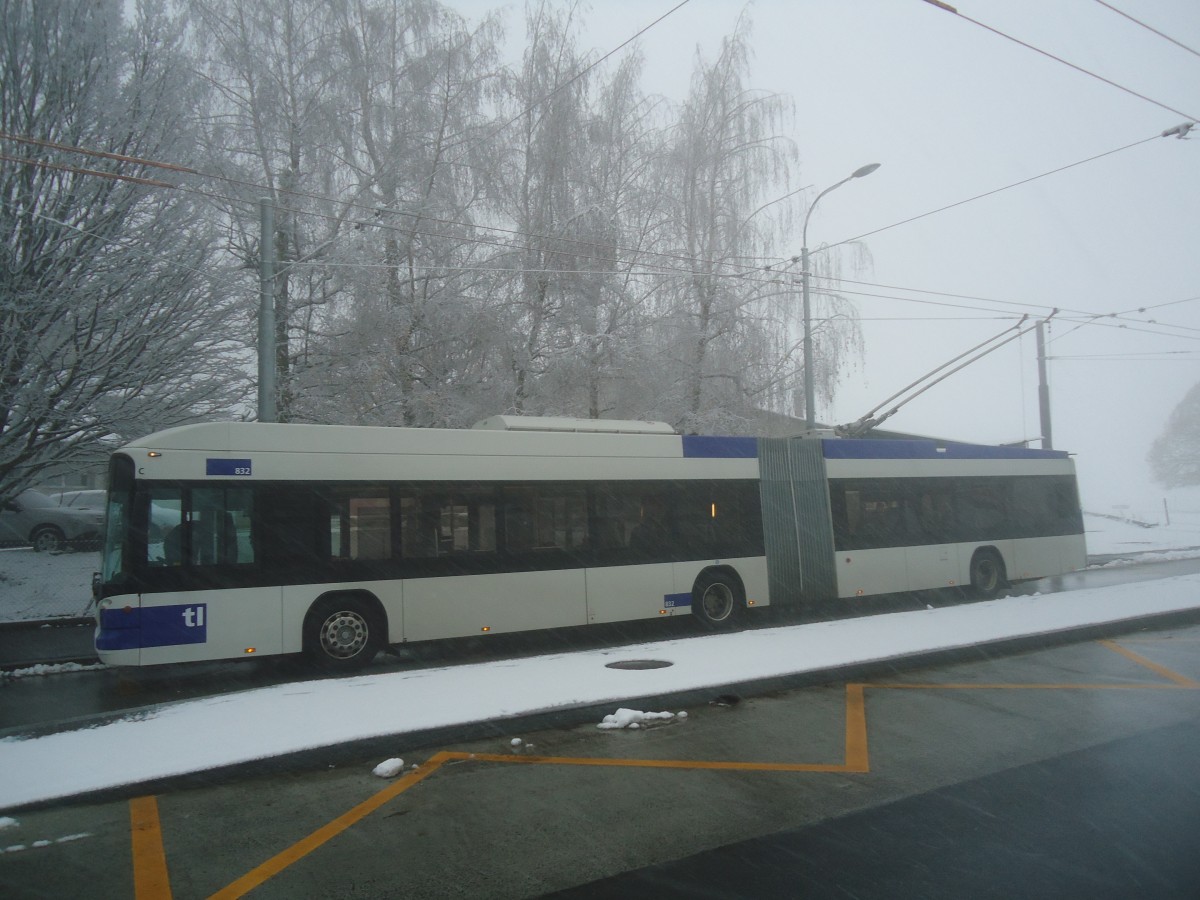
[597, 708, 678, 730]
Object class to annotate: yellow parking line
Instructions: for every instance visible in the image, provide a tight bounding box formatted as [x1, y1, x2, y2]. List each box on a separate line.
[211, 685, 867, 896]
[844, 683, 870, 772]
[443, 751, 853, 773]
[207, 644, 1199, 898]
[209, 752, 452, 900]
[1099, 639, 1200, 687]
[130, 796, 172, 900]
[874, 682, 1191, 690]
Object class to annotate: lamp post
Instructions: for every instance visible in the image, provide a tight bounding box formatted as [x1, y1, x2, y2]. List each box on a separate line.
[801, 162, 880, 430]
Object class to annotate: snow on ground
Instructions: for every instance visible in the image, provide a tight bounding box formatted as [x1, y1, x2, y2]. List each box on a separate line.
[1083, 510, 1200, 557]
[3, 510, 1200, 809]
[3, 572, 1200, 810]
[0, 548, 95, 623]
[3, 512, 1200, 625]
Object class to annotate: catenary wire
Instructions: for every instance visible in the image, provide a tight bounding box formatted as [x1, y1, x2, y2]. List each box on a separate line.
[11, 142, 1200, 346]
[920, 0, 1200, 122]
[1089, 0, 1200, 60]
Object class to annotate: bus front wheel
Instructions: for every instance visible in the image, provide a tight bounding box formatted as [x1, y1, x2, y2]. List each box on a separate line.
[968, 550, 1007, 599]
[304, 596, 384, 672]
[692, 571, 743, 630]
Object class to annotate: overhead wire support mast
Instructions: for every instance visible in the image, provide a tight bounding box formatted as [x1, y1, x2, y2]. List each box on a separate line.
[836, 312, 1058, 438]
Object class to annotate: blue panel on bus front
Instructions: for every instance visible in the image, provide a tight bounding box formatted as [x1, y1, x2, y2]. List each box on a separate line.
[96, 604, 209, 650]
[681, 436, 758, 458]
[206, 458, 253, 476]
[821, 439, 1069, 460]
[663, 592, 692, 609]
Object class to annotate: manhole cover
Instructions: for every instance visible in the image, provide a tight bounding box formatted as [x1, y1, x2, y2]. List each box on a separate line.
[605, 659, 673, 670]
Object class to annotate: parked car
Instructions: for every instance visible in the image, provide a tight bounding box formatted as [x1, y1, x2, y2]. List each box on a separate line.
[0, 489, 105, 552]
[51, 489, 107, 511]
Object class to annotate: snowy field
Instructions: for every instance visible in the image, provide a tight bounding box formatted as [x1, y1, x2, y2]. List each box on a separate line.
[2, 570, 1200, 810]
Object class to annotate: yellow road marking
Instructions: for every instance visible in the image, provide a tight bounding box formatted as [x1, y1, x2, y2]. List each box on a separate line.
[209, 752, 451, 899]
[210, 685, 868, 897]
[442, 750, 853, 773]
[207, 637, 1198, 897]
[1099, 639, 1200, 687]
[874, 682, 1191, 690]
[130, 796, 172, 900]
[844, 683, 870, 772]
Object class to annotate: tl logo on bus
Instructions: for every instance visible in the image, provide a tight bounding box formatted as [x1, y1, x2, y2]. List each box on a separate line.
[98, 603, 208, 650]
[181, 605, 206, 629]
[147, 603, 208, 646]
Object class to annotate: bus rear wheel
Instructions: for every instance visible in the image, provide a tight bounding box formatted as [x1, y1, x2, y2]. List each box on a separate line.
[968, 550, 1007, 599]
[692, 571, 743, 630]
[305, 596, 384, 672]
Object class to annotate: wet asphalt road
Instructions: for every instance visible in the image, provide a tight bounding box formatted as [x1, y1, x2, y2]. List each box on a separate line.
[4, 619, 1199, 898]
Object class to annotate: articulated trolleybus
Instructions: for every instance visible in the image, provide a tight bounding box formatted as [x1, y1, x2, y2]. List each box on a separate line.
[94, 417, 1086, 670]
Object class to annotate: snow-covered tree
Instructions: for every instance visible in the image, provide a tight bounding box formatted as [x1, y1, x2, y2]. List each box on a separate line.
[483, 3, 673, 421]
[648, 20, 804, 433]
[1148, 381, 1200, 488]
[188, 0, 354, 421]
[0, 0, 244, 501]
[191, 0, 504, 426]
[311, 0, 502, 426]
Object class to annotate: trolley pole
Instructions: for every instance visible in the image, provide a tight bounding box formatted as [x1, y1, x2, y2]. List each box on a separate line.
[258, 197, 277, 423]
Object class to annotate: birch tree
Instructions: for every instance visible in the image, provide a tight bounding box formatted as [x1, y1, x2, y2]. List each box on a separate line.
[483, 2, 595, 416]
[0, 0, 242, 501]
[320, 0, 501, 426]
[189, 0, 350, 421]
[547, 52, 673, 420]
[650, 22, 801, 433]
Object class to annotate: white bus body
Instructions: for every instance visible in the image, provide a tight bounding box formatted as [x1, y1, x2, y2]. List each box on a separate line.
[94, 422, 1085, 669]
[95, 421, 769, 668]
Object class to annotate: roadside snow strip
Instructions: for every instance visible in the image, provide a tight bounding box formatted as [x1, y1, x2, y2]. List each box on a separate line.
[3, 573, 1200, 810]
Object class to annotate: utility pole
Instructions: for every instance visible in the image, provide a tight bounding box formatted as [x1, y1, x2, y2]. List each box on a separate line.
[1036, 317, 1052, 450]
[258, 198, 277, 423]
[800, 163, 880, 430]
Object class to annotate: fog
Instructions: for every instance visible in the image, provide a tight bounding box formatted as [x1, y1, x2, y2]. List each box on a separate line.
[464, 0, 1200, 511]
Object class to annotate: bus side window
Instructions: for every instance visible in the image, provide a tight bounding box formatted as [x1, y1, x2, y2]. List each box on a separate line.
[191, 488, 254, 566]
[162, 523, 186, 566]
[328, 489, 390, 561]
[500, 486, 587, 553]
[399, 494, 439, 558]
[146, 487, 183, 567]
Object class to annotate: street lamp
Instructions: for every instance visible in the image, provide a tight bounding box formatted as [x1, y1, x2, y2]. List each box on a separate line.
[801, 163, 880, 430]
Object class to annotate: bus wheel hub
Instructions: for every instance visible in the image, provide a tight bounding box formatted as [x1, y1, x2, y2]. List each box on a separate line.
[322, 612, 367, 657]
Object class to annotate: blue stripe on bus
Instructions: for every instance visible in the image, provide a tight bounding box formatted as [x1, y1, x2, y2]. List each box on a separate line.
[681, 436, 758, 458]
[822, 439, 1069, 460]
[96, 604, 209, 650]
[663, 592, 692, 609]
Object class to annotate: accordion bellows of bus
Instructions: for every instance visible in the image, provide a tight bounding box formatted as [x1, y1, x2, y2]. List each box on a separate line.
[93, 417, 1086, 670]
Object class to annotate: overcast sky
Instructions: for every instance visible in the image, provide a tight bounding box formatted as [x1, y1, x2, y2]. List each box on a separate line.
[456, 0, 1200, 512]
